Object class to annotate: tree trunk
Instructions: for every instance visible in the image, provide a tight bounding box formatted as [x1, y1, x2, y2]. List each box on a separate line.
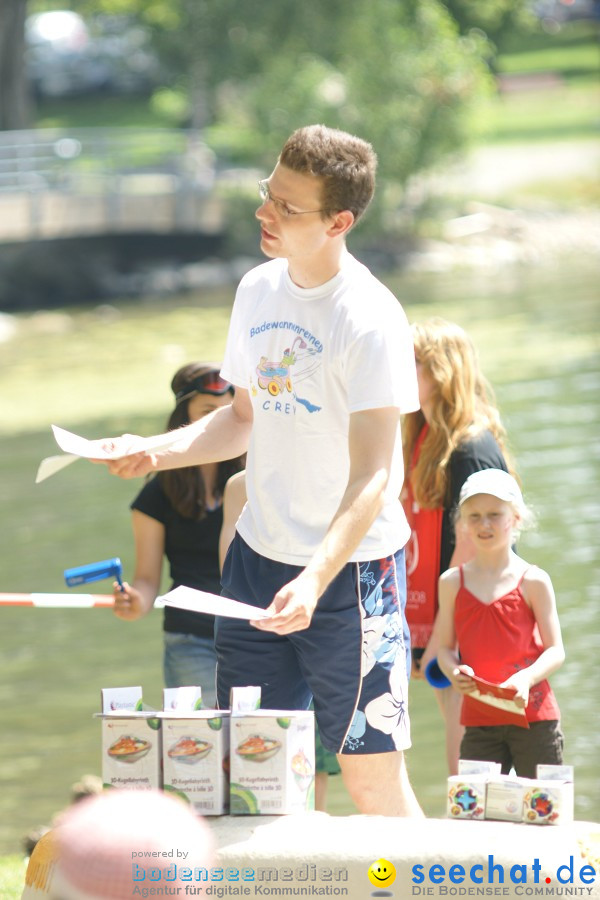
[0, 0, 32, 131]
[184, 0, 209, 130]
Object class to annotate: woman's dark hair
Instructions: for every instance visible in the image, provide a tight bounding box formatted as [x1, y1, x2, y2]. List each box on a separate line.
[157, 363, 244, 520]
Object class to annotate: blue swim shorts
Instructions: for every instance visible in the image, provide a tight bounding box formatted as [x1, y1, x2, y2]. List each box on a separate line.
[216, 534, 411, 755]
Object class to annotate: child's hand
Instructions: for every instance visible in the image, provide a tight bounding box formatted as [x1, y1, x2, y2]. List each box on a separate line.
[500, 672, 530, 709]
[451, 664, 476, 694]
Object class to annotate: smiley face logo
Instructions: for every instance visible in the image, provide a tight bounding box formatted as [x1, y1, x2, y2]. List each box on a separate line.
[368, 858, 396, 888]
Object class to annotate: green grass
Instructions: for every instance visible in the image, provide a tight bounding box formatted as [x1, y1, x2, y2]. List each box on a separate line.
[35, 93, 173, 131]
[472, 20, 600, 144]
[471, 81, 599, 142]
[497, 39, 599, 82]
[0, 855, 27, 900]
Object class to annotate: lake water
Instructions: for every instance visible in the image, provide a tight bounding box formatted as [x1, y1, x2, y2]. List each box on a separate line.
[0, 256, 598, 853]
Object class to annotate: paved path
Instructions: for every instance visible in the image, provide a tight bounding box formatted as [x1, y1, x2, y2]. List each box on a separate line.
[422, 138, 600, 197]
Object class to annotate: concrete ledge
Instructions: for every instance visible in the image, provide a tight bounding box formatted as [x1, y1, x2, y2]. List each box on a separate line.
[23, 814, 600, 899]
[209, 814, 600, 899]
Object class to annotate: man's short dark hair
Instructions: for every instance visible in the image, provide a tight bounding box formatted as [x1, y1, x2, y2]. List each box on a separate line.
[279, 124, 377, 223]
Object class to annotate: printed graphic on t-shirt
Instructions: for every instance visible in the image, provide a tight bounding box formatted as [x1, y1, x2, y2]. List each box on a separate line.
[249, 334, 322, 415]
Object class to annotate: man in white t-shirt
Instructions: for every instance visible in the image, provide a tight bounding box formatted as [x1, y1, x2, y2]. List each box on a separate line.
[105, 125, 423, 817]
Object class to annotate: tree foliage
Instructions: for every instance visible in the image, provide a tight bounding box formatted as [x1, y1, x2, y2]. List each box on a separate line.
[439, 0, 535, 50]
[29, 0, 494, 187]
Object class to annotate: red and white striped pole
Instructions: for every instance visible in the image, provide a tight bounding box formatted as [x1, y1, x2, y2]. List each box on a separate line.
[0, 593, 114, 608]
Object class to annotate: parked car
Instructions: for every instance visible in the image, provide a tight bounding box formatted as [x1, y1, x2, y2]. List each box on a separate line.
[531, 0, 600, 26]
[25, 9, 161, 98]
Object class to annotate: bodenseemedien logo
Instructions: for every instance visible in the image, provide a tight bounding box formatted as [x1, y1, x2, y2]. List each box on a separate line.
[411, 854, 597, 895]
[130, 862, 350, 897]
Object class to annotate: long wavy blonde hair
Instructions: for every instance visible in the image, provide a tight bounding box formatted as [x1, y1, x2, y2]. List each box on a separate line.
[403, 318, 513, 509]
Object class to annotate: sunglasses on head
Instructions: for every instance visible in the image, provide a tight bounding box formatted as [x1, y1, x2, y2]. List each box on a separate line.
[175, 371, 234, 402]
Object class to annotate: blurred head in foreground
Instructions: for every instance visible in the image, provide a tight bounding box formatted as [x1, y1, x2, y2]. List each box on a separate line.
[50, 789, 214, 899]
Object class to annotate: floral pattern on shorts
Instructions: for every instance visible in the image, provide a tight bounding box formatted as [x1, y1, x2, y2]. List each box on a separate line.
[342, 554, 411, 754]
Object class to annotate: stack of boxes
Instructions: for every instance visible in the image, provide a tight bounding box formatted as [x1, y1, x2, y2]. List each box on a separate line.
[447, 761, 574, 825]
[97, 685, 315, 817]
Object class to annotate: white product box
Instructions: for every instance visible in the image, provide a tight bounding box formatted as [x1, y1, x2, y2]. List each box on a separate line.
[522, 778, 574, 825]
[229, 707, 315, 815]
[485, 775, 528, 822]
[458, 759, 502, 776]
[161, 685, 229, 816]
[98, 687, 162, 790]
[447, 774, 487, 820]
[163, 686, 203, 712]
[162, 712, 230, 815]
[536, 764, 574, 783]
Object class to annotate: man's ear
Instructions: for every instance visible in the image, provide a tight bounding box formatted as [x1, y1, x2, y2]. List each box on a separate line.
[326, 209, 355, 238]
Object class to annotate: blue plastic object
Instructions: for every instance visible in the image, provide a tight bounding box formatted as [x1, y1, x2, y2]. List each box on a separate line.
[424, 657, 451, 689]
[64, 557, 123, 588]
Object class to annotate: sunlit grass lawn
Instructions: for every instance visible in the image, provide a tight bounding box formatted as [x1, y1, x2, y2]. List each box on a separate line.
[472, 81, 599, 143]
[0, 855, 27, 900]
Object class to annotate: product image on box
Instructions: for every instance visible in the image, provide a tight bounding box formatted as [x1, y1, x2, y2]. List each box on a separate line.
[168, 736, 212, 763]
[524, 786, 558, 824]
[485, 776, 526, 822]
[447, 774, 486, 820]
[107, 735, 152, 763]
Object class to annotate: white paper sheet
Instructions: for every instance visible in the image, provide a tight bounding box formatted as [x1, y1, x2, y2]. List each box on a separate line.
[51, 424, 184, 459]
[158, 585, 271, 621]
[36, 425, 189, 483]
[35, 453, 79, 483]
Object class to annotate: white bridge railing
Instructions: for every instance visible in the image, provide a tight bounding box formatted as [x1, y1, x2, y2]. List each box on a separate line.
[0, 127, 224, 241]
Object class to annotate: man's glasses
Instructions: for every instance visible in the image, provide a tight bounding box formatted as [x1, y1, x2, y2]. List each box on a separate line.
[175, 371, 234, 402]
[258, 179, 325, 218]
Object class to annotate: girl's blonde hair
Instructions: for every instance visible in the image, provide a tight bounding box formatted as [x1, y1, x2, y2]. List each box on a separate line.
[403, 318, 514, 509]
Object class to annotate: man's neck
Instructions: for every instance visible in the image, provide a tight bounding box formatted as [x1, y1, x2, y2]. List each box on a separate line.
[287, 240, 346, 289]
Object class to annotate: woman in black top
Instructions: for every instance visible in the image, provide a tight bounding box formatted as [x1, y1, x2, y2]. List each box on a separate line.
[112, 363, 245, 705]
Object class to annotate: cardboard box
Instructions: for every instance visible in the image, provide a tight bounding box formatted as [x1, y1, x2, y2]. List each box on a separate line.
[229, 688, 314, 815]
[458, 760, 502, 776]
[162, 686, 230, 816]
[523, 778, 574, 825]
[447, 774, 487, 820]
[98, 687, 162, 790]
[485, 775, 528, 822]
[163, 686, 203, 712]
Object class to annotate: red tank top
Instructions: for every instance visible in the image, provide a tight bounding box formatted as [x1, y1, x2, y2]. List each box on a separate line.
[401, 424, 444, 648]
[455, 566, 560, 727]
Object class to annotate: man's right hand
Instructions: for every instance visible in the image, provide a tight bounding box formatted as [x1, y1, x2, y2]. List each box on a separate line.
[89, 433, 157, 478]
[105, 452, 156, 479]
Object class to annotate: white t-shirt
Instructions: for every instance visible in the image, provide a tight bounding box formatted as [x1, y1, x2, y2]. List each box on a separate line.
[221, 251, 418, 566]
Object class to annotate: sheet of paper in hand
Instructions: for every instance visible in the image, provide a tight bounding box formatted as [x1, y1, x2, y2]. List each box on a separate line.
[158, 585, 272, 621]
[35, 425, 186, 483]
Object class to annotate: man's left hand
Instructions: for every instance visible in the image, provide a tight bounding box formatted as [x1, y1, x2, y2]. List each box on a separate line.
[250, 575, 319, 635]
